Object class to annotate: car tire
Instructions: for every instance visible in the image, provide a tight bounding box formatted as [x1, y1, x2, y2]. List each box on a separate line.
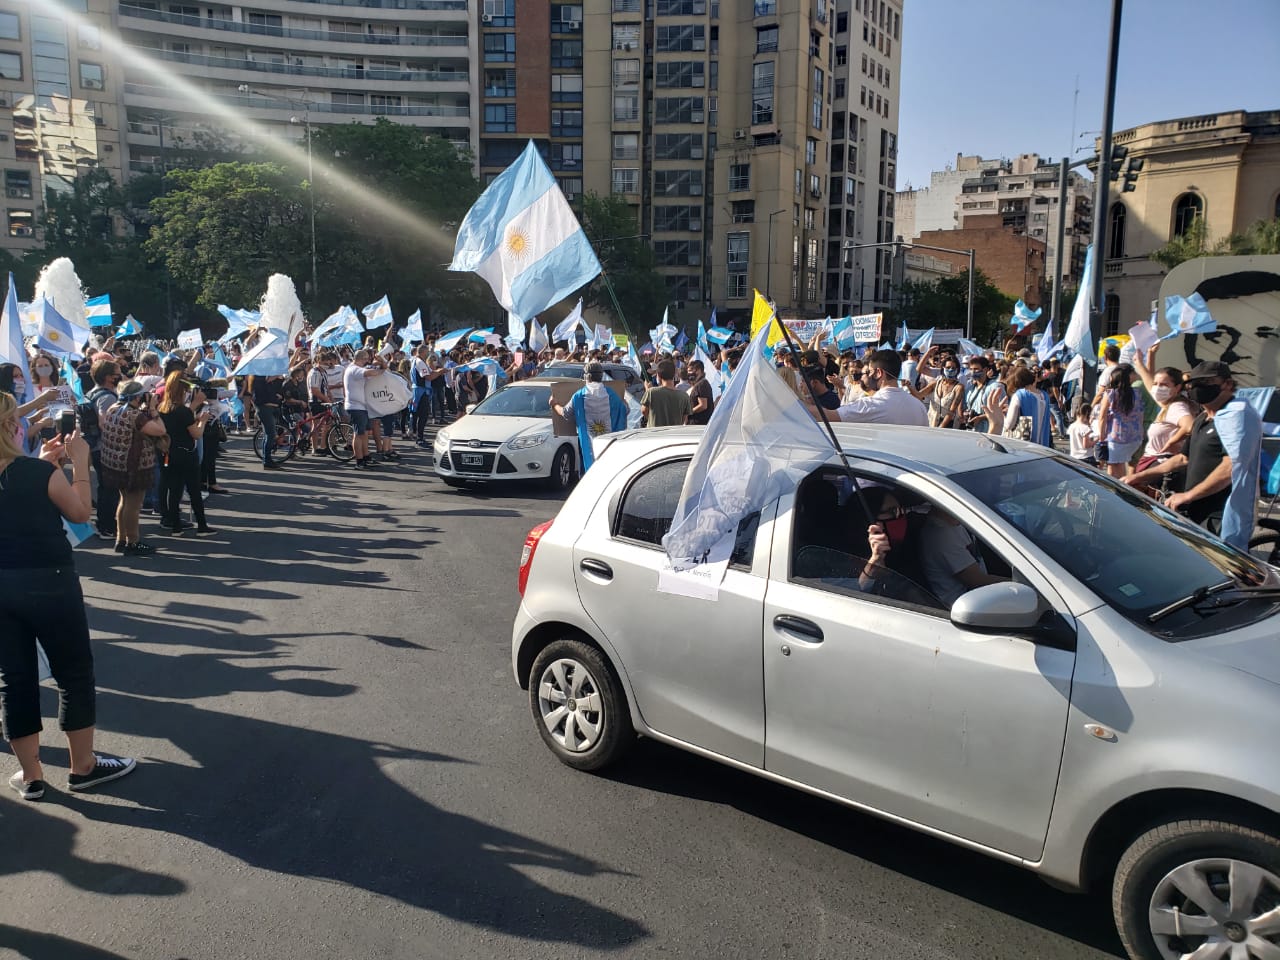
[1113, 818, 1280, 960]
[528, 639, 632, 772]
[545, 444, 577, 492]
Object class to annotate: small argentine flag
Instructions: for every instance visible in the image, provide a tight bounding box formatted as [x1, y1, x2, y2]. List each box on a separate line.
[450, 139, 601, 323]
[85, 294, 113, 327]
[116, 315, 142, 337]
[35, 298, 84, 358]
[363, 295, 393, 330]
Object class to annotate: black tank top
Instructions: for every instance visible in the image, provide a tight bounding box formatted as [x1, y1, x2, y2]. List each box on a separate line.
[0, 457, 74, 569]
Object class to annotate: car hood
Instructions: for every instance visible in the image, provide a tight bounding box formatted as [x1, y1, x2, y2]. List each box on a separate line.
[1182, 612, 1280, 686]
[446, 415, 562, 444]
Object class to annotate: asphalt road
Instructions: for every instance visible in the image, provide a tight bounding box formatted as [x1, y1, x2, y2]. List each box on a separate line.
[1, 434, 1126, 960]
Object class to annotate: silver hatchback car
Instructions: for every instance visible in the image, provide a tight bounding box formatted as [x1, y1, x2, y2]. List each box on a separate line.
[512, 425, 1280, 960]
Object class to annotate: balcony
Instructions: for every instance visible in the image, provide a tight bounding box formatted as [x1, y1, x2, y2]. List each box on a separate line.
[238, 0, 465, 8]
[147, 48, 467, 84]
[753, 1, 777, 18]
[119, 5, 468, 46]
[123, 82, 470, 117]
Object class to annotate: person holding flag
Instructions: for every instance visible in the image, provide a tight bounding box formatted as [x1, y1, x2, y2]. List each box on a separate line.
[549, 362, 627, 473]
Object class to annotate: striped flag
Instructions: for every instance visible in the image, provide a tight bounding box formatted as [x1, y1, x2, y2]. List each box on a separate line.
[85, 294, 113, 327]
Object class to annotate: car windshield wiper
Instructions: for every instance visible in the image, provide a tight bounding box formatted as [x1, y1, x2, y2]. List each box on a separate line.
[1147, 580, 1235, 623]
[1189, 584, 1280, 613]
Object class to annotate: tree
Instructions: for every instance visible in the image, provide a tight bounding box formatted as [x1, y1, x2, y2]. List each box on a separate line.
[1150, 217, 1280, 270]
[890, 268, 1014, 347]
[578, 192, 667, 340]
[145, 162, 311, 311]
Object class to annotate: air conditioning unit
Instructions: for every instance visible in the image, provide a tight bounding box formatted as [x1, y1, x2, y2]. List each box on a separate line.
[0, 133, 9, 142]
[690, 220, 702, 231]
[5, 188, 24, 198]
[481, 13, 492, 22]
[733, 128, 746, 140]
[690, 184, 703, 195]
[0, 96, 8, 107]
[567, 19, 580, 29]
[93, 116, 106, 125]
[104, 144, 114, 152]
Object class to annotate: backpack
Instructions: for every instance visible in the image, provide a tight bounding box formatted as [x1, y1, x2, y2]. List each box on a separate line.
[78, 386, 113, 451]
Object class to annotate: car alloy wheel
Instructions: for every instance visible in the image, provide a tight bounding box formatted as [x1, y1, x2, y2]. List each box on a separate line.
[545, 445, 575, 491]
[1147, 858, 1280, 959]
[528, 639, 631, 771]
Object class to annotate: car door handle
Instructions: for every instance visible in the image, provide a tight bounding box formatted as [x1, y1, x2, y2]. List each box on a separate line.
[773, 615, 824, 643]
[580, 558, 613, 581]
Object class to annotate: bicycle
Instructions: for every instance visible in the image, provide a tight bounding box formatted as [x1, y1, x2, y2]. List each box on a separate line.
[252, 403, 354, 464]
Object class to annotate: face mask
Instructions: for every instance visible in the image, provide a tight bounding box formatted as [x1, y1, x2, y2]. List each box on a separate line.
[35, 365, 53, 377]
[943, 368, 959, 380]
[1153, 385, 1174, 404]
[1191, 382, 1223, 405]
[883, 516, 909, 544]
[12, 379, 25, 396]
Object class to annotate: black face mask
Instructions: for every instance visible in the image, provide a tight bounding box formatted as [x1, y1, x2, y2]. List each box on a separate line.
[1191, 382, 1223, 406]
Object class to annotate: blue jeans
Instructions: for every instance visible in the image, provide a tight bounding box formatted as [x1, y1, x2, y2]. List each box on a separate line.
[258, 405, 279, 465]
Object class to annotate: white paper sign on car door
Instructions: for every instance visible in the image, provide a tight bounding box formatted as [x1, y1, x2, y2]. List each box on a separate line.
[656, 530, 734, 601]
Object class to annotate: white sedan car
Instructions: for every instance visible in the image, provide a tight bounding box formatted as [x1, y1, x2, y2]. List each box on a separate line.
[512, 424, 1280, 960]
[434, 379, 580, 491]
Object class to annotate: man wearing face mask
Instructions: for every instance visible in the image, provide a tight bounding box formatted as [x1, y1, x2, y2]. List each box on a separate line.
[808, 349, 927, 426]
[1124, 361, 1261, 549]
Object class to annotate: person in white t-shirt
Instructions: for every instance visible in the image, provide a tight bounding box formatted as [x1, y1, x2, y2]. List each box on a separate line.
[807, 349, 927, 426]
[1067, 403, 1098, 464]
[343, 348, 385, 469]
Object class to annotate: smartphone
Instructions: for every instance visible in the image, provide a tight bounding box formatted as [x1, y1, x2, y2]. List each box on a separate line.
[59, 410, 76, 436]
[39, 426, 56, 441]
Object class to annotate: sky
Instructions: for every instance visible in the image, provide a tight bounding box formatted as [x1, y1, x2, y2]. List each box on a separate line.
[896, 0, 1280, 190]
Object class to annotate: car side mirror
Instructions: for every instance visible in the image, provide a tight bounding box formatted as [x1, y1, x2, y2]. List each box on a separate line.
[465, 403, 476, 415]
[951, 582, 1042, 632]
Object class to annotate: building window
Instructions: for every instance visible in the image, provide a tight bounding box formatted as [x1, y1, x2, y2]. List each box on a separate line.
[613, 133, 639, 160]
[656, 24, 706, 52]
[809, 174, 821, 198]
[727, 231, 749, 269]
[751, 61, 774, 124]
[756, 26, 778, 53]
[483, 33, 515, 62]
[1103, 294, 1121, 337]
[731, 199, 755, 223]
[78, 61, 104, 90]
[612, 23, 641, 48]
[655, 132, 703, 159]
[754, 0, 778, 15]
[1172, 192, 1203, 238]
[613, 94, 640, 121]
[1108, 203, 1126, 259]
[551, 109, 583, 136]
[656, 60, 705, 88]
[0, 13, 19, 41]
[655, 96, 704, 124]
[332, 91, 365, 106]
[370, 94, 403, 113]
[836, 11, 847, 32]
[654, 240, 700, 266]
[653, 205, 701, 232]
[552, 143, 582, 168]
[550, 39, 583, 68]
[559, 177, 583, 200]
[551, 73, 583, 101]
[484, 69, 516, 96]
[665, 274, 701, 303]
[1275, 194, 1280, 219]
[726, 273, 748, 299]
[795, 167, 802, 196]
[5, 170, 32, 200]
[611, 167, 639, 194]
[7, 209, 33, 238]
[834, 78, 845, 99]
[613, 0, 641, 11]
[656, 0, 707, 13]
[805, 138, 816, 165]
[0, 51, 21, 80]
[613, 57, 639, 88]
[483, 103, 515, 132]
[728, 163, 750, 192]
[654, 168, 703, 196]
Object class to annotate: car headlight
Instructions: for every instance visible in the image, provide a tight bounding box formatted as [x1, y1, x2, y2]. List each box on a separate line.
[435, 430, 451, 449]
[507, 432, 550, 450]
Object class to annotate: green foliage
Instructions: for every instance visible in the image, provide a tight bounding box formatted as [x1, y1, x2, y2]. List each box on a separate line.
[145, 162, 311, 311]
[1150, 217, 1280, 270]
[889, 268, 1014, 347]
[578, 192, 667, 341]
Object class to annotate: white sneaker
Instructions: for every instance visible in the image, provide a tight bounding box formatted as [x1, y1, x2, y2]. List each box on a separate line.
[8, 770, 45, 800]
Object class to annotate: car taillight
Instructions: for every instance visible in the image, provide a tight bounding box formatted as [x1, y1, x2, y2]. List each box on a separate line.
[518, 520, 553, 597]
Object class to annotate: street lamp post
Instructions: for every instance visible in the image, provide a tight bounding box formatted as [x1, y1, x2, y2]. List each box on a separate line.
[843, 240, 977, 339]
[238, 84, 318, 302]
[765, 208, 786, 298]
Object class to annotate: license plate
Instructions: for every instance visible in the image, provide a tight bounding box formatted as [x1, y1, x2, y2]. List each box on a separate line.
[459, 453, 484, 466]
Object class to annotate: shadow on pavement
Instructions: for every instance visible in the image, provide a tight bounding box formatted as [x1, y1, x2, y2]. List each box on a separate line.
[605, 739, 1124, 958]
[0, 926, 148, 960]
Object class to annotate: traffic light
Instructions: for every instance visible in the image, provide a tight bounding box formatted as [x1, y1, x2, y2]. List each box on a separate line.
[1109, 144, 1128, 181]
[1122, 157, 1144, 193]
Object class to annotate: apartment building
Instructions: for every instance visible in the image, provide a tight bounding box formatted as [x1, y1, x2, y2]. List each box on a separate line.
[896, 151, 1092, 298]
[476, 0, 584, 203]
[0, 0, 126, 255]
[824, 0, 901, 317]
[112, 0, 476, 176]
[582, 0, 843, 323]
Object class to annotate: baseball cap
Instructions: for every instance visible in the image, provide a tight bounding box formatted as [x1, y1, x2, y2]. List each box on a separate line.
[1187, 360, 1231, 381]
[117, 379, 148, 399]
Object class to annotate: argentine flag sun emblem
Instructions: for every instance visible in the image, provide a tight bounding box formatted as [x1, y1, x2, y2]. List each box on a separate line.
[506, 228, 531, 259]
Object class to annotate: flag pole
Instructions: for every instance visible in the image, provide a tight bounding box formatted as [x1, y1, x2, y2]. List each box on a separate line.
[598, 270, 651, 383]
[773, 317, 874, 520]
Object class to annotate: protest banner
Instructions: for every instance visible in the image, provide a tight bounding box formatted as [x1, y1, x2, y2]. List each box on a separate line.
[851, 312, 883, 343]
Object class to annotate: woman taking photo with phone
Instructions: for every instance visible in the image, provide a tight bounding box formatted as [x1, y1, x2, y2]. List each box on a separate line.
[99, 380, 168, 555]
[158, 372, 214, 536]
[0, 392, 137, 801]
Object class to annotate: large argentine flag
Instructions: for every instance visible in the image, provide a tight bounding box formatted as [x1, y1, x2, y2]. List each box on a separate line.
[450, 140, 601, 322]
[85, 294, 113, 327]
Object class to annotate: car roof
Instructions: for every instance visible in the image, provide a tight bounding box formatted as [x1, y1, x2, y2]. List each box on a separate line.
[600, 423, 1051, 477]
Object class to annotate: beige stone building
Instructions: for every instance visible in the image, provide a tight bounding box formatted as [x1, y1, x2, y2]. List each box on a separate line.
[1099, 109, 1280, 336]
